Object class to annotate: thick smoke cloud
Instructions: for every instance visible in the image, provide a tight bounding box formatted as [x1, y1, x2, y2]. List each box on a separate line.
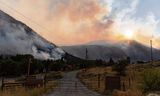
[0, 0, 112, 45]
[0, 11, 64, 60]
[0, 0, 160, 48]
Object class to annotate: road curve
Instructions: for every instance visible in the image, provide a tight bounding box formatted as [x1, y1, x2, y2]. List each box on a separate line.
[47, 71, 103, 96]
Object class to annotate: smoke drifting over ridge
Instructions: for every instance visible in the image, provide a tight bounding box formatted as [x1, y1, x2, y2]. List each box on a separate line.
[0, 0, 160, 48]
[0, 10, 65, 60]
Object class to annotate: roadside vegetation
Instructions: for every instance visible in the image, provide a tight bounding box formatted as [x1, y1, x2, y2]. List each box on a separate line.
[141, 69, 160, 92]
[78, 59, 160, 96]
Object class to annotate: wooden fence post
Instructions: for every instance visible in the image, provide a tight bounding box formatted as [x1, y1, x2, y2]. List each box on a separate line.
[75, 81, 77, 90]
[1, 76, 4, 91]
[122, 82, 125, 91]
[129, 77, 131, 88]
[98, 74, 101, 89]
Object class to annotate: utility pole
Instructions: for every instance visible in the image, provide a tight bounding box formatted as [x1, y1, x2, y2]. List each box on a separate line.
[85, 48, 88, 60]
[27, 58, 31, 76]
[150, 40, 153, 65]
[98, 74, 101, 88]
[1, 75, 4, 91]
[83, 48, 88, 71]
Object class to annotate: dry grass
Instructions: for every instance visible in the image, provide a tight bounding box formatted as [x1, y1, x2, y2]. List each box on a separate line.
[78, 62, 159, 96]
[0, 88, 45, 96]
[0, 80, 59, 96]
[112, 89, 143, 96]
[79, 67, 113, 94]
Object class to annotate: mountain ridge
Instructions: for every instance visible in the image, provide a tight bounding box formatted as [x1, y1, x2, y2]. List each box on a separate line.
[61, 40, 160, 61]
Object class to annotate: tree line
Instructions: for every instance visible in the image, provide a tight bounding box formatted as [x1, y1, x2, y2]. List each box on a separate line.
[0, 53, 131, 77]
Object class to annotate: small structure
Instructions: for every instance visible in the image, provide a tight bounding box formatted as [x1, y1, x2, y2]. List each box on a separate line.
[24, 75, 44, 88]
[105, 76, 121, 91]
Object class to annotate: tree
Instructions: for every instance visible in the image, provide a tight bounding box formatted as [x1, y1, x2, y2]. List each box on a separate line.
[126, 57, 131, 64]
[108, 58, 115, 66]
[0, 60, 21, 76]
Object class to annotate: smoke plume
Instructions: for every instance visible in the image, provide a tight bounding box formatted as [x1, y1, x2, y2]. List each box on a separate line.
[0, 0, 159, 48]
[0, 10, 64, 60]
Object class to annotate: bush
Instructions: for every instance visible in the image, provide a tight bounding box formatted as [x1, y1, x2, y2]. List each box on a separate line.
[141, 69, 160, 92]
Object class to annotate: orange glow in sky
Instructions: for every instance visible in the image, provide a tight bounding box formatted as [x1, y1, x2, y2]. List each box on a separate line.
[0, 0, 159, 48]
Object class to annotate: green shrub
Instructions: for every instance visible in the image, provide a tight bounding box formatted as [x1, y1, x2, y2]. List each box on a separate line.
[141, 69, 160, 92]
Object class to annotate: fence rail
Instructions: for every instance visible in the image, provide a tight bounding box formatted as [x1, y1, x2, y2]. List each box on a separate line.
[2, 82, 24, 91]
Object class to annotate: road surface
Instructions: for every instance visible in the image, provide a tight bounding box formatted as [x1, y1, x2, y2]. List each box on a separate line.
[47, 71, 103, 96]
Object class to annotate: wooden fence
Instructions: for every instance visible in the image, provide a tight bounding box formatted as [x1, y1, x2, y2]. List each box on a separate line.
[1, 76, 45, 91]
[2, 82, 24, 91]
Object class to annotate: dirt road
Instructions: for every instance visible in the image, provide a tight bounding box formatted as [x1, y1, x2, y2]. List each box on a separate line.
[47, 71, 103, 96]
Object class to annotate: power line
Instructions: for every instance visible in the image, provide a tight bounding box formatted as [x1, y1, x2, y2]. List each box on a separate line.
[0, 1, 52, 34]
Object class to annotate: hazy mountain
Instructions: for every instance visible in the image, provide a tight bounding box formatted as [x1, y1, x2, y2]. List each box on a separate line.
[61, 40, 160, 62]
[0, 10, 65, 60]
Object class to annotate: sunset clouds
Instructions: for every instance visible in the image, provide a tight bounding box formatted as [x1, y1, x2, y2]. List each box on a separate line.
[0, 0, 160, 48]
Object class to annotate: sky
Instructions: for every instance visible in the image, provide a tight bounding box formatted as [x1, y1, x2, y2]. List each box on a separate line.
[0, 0, 160, 48]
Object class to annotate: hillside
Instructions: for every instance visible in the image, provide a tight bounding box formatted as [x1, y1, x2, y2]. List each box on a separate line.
[61, 40, 160, 61]
[0, 10, 65, 60]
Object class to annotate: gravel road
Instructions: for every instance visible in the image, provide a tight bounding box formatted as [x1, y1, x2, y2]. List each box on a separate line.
[47, 71, 103, 96]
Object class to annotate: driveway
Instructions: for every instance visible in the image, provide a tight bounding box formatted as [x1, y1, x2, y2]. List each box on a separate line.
[47, 71, 103, 96]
